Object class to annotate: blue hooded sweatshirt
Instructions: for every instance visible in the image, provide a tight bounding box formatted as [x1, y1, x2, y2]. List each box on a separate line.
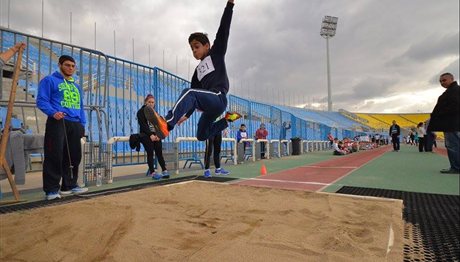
[36, 71, 86, 125]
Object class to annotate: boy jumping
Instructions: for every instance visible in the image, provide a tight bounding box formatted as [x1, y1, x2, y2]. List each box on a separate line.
[145, 0, 241, 141]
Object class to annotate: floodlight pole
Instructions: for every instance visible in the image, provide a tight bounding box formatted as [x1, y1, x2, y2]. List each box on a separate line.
[320, 16, 338, 112]
[326, 37, 331, 112]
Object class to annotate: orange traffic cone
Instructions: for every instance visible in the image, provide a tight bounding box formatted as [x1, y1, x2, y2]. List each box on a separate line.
[260, 162, 267, 176]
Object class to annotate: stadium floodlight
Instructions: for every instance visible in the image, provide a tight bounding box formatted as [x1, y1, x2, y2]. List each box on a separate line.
[320, 16, 338, 112]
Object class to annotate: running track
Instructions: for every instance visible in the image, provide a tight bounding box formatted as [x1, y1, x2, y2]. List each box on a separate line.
[235, 146, 391, 192]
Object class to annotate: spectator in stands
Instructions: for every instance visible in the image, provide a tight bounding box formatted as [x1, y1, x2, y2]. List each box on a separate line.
[0, 42, 26, 70]
[36, 55, 88, 200]
[236, 123, 249, 153]
[203, 131, 230, 178]
[137, 94, 169, 180]
[427, 72, 460, 174]
[389, 120, 401, 152]
[417, 122, 426, 152]
[155, 0, 241, 142]
[332, 138, 347, 155]
[255, 123, 268, 159]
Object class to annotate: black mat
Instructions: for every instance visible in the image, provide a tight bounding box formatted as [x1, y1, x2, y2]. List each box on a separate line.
[337, 186, 460, 262]
[194, 176, 239, 182]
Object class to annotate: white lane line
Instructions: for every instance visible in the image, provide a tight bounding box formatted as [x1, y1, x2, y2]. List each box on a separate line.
[302, 166, 358, 169]
[236, 177, 333, 186]
[386, 223, 395, 257]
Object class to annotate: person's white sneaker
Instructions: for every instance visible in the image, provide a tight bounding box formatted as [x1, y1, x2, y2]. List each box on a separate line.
[71, 186, 89, 194]
[45, 192, 61, 200]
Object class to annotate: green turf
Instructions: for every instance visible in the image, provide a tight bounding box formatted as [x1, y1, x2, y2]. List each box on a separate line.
[322, 145, 460, 195]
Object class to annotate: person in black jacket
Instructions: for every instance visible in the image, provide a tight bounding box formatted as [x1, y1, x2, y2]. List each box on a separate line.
[389, 120, 401, 152]
[137, 94, 169, 180]
[162, 0, 241, 141]
[427, 72, 460, 174]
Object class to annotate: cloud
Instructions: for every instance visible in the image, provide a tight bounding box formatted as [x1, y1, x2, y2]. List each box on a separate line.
[2, 0, 459, 114]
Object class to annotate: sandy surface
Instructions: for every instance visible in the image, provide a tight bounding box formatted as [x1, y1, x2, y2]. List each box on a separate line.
[0, 181, 403, 261]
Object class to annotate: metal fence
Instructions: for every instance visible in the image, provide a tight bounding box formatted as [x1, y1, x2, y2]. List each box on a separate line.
[1, 27, 362, 171]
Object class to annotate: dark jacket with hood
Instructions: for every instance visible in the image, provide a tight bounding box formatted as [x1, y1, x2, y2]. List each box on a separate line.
[427, 81, 460, 132]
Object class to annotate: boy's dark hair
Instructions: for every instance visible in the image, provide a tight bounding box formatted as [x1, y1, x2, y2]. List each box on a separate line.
[188, 32, 210, 45]
[58, 55, 75, 65]
[240, 124, 246, 127]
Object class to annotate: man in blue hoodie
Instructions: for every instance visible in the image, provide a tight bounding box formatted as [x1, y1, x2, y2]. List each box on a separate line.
[36, 55, 88, 200]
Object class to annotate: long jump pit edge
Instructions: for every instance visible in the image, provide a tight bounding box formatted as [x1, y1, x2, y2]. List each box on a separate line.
[0, 181, 403, 262]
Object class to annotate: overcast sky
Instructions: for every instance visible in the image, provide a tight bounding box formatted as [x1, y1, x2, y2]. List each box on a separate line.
[1, 0, 459, 113]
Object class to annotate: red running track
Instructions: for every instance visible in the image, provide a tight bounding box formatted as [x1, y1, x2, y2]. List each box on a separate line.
[236, 146, 391, 192]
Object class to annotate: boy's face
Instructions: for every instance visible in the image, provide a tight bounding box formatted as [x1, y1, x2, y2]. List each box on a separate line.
[190, 39, 210, 60]
[59, 60, 76, 78]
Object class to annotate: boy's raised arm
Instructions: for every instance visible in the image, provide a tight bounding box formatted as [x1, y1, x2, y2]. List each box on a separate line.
[212, 0, 235, 55]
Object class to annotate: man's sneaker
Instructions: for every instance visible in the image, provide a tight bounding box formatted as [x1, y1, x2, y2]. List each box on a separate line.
[152, 172, 163, 180]
[161, 170, 170, 179]
[144, 106, 169, 139]
[60, 189, 73, 195]
[45, 191, 61, 200]
[215, 168, 230, 175]
[224, 111, 242, 122]
[440, 168, 460, 174]
[203, 169, 212, 178]
[71, 186, 89, 194]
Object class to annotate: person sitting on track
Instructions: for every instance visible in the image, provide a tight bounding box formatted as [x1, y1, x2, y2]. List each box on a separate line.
[332, 138, 348, 155]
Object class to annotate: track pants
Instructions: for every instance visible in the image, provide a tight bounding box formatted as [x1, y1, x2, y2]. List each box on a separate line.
[204, 133, 222, 169]
[165, 88, 228, 141]
[43, 117, 84, 193]
[140, 135, 166, 173]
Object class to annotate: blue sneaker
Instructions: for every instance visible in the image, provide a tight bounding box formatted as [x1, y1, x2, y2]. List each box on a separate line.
[152, 172, 162, 180]
[161, 170, 170, 179]
[45, 191, 61, 200]
[203, 169, 212, 178]
[215, 168, 230, 176]
[71, 186, 88, 194]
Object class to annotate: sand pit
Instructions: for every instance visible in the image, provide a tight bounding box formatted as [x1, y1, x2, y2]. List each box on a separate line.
[0, 181, 403, 261]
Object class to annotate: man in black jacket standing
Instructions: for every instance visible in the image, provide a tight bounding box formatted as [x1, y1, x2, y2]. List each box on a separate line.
[427, 72, 460, 174]
[389, 120, 401, 152]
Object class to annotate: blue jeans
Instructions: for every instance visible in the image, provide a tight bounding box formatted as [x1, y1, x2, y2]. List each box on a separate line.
[444, 131, 460, 171]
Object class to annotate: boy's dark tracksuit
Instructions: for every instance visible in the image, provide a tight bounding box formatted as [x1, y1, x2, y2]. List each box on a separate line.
[204, 133, 223, 169]
[36, 71, 86, 193]
[165, 2, 234, 141]
[137, 105, 167, 173]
